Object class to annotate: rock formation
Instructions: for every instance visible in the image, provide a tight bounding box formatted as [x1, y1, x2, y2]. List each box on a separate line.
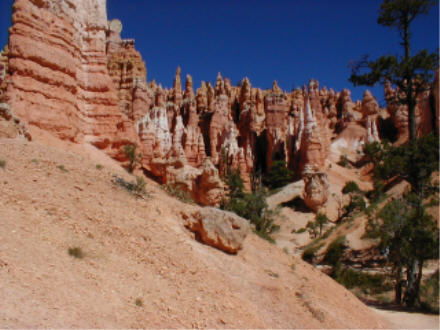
[0, 102, 31, 140]
[182, 207, 250, 254]
[5, 0, 137, 160]
[2, 0, 437, 209]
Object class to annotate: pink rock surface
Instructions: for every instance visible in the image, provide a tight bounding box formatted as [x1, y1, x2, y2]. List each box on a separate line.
[6, 0, 137, 160]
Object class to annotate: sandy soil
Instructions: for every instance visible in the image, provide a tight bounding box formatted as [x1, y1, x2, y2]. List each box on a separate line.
[0, 137, 389, 328]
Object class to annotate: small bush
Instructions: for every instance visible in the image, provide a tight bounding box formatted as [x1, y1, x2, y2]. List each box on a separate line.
[302, 243, 323, 263]
[96, 164, 104, 170]
[337, 155, 351, 168]
[0, 159, 6, 169]
[68, 247, 84, 259]
[123, 144, 141, 173]
[113, 175, 148, 198]
[265, 269, 280, 278]
[162, 184, 194, 204]
[321, 226, 335, 240]
[135, 298, 143, 307]
[336, 268, 392, 295]
[419, 270, 439, 313]
[57, 164, 69, 172]
[31, 159, 38, 164]
[296, 227, 307, 234]
[323, 236, 346, 268]
[342, 181, 360, 195]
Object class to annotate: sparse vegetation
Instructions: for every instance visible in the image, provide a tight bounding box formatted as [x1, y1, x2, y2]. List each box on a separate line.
[305, 213, 329, 238]
[301, 243, 323, 264]
[335, 268, 392, 295]
[123, 144, 141, 173]
[0, 159, 5, 169]
[162, 184, 194, 204]
[57, 164, 69, 172]
[419, 270, 439, 313]
[337, 154, 351, 168]
[323, 236, 346, 270]
[31, 159, 38, 164]
[68, 247, 84, 259]
[95, 164, 103, 170]
[135, 298, 143, 307]
[342, 181, 366, 218]
[265, 269, 280, 278]
[113, 175, 149, 198]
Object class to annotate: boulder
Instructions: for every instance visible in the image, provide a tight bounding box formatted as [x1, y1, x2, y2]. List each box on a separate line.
[182, 207, 250, 254]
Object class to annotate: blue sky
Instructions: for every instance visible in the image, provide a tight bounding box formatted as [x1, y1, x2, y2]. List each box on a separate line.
[0, 0, 438, 104]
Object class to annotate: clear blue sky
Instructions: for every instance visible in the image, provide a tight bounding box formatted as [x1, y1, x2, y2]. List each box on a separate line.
[0, 0, 438, 104]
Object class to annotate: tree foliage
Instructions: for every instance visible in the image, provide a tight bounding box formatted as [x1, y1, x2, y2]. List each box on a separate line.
[221, 169, 279, 242]
[263, 160, 293, 190]
[364, 134, 439, 306]
[123, 144, 141, 173]
[349, 0, 438, 141]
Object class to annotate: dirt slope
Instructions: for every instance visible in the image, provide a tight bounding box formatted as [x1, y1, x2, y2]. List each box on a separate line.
[0, 138, 389, 328]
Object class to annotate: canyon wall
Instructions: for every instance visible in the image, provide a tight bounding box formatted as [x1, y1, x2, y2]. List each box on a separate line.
[2, 0, 437, 208]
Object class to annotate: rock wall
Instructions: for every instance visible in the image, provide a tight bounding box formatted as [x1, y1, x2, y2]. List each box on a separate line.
[5, 0, 136, 159]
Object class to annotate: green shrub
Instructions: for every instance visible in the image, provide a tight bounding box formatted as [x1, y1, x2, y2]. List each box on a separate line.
[0, 159, 5, 169]
[123, 144, 141, 173]
[57, 164, 69, 172]
[263, 160, 293, 190]
[162, 184, 194, 204]
[221, 169, 278, 242]
[336, 268, 392, 295]
[337, 155, 350, 168]
[419, 270, 439, 313]
[96, 164, 104, 170]
[323, 236, 346, 268]
[68, 247, 84, 259]
[135, 298, 143, 307]
[342, 181, 360, 194]
[113, 175, 148, 198]
[296, 227, 307, 234]
[301, 243, 323, 263]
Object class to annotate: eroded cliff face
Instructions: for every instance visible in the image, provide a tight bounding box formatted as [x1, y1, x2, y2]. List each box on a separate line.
[2, 0, 437, 208]
[5, 0, 136, 159]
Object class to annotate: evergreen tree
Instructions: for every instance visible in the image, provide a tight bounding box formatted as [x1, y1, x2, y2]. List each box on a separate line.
[364, 134, 439, 306]
[263, 160, 293, 190]
[349, 0, 438, 142]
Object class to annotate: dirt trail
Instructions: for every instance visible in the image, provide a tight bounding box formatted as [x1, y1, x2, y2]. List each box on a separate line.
[372, 308, 439, 329]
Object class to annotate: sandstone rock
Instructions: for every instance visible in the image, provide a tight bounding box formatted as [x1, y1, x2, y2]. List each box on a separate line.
[297, 98, 325, 174]
[193, 158, 225, 206]
[303, 166, 329, 212]
[361, 90, 379, 118]
[182, 207, 250, 254]
[6, 0, 137, 159]
[0, 103, 31, 140]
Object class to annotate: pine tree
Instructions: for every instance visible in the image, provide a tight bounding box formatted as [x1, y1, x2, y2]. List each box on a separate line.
[349, 0, 438, 142]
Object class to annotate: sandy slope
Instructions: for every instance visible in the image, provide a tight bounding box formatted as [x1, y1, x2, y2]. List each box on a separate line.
[0, 138, 389, 328]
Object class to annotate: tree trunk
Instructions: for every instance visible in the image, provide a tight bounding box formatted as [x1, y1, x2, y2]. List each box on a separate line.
[408, 94, 417, 142]
[394, 265, 403, 304]
[405, 259, 422, 307]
